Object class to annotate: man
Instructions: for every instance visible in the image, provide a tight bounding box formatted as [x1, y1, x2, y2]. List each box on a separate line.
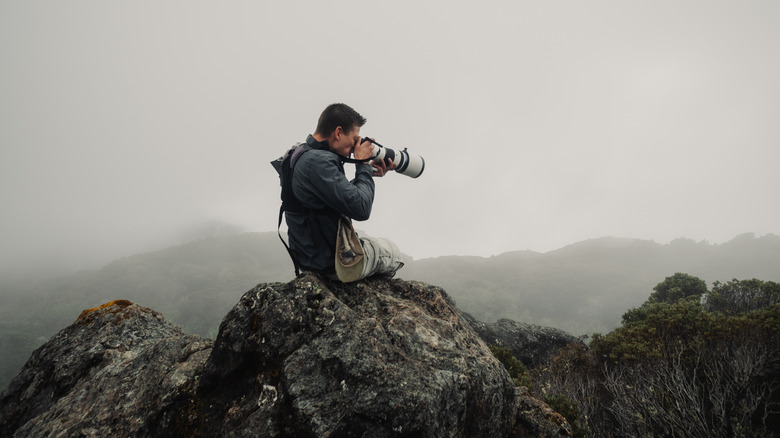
[273, 103, 404, 281]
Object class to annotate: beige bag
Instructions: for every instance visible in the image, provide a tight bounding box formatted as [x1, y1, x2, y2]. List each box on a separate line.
[335, 215, 365, 282]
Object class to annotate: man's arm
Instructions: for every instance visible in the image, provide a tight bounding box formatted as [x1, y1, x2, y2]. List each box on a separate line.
[292, 152, 375, 221]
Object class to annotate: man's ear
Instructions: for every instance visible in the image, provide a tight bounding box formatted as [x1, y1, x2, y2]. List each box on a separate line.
[329, 126, 343, 143]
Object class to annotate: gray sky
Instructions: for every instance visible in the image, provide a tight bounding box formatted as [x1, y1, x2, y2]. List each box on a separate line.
[2, 1, 779, 275]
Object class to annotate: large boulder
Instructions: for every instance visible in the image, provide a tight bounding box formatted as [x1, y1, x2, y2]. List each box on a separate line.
[0, 275, 571, 437]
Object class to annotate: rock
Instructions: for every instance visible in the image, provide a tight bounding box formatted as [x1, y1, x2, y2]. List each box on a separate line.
[511, 387, 572, 437]
[0, 300, 212, 437]
[190, 274, 519, 437]
[463, 314, 582, 366]
[0, 275, 571, 437]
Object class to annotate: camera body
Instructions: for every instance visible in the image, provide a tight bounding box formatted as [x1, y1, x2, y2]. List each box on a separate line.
[363, 138, 425, 178]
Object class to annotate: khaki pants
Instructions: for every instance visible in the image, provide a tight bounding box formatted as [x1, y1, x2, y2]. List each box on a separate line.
[359, 236, 404, 279]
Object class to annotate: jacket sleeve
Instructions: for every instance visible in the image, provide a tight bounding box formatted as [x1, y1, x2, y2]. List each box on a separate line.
[292, 151, 375, 221]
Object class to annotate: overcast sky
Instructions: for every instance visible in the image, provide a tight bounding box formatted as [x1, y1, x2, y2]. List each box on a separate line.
[2, 1, 778, 275]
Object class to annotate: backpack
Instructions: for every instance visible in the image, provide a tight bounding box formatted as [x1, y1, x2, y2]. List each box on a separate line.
[271, 143, 311, 276]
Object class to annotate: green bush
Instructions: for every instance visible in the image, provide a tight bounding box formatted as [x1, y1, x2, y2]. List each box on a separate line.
[534, 275, 780, 437]
[488, 345, 531, 388]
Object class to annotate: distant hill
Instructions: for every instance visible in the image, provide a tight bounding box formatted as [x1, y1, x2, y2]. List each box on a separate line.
[1, 233, 291, 339]
[403, 233, 780, 335]
[1, 231, 779, 390]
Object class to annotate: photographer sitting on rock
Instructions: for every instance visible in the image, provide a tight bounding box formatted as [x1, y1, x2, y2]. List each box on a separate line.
[272, 103, 404, 282]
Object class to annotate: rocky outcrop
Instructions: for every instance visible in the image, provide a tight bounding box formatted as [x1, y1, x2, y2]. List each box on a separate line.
[463, 314, 582, 367]
[0, 300, 213, 437]
[0, 275, 570, 437]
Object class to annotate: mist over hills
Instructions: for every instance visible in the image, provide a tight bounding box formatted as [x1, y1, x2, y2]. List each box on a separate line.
[404, 233, 780, 335]
[1, 231, 778, 390]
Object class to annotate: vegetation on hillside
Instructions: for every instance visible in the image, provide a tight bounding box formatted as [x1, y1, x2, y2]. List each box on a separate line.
[532, 274, 780, 437]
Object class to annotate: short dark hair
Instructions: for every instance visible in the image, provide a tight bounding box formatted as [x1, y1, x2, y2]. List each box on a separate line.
[314, 103, 367, 136]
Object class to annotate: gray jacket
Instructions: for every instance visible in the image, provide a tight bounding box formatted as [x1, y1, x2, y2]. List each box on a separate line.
[286, 135, 375, 273]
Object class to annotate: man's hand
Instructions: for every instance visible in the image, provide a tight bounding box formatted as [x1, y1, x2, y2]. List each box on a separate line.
[371, 158, 396, 177]
[353, 138, 374, 161]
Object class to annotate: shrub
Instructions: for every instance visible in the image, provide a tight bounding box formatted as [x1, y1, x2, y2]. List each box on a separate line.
[533, 275, 780, 437]
[489, 345, 531, 388]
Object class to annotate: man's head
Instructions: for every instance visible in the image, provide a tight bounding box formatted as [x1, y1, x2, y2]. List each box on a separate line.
[314, 103, 367, 158]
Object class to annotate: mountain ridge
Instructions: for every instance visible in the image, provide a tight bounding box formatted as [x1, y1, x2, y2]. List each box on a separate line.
[2, 231, 778, 390]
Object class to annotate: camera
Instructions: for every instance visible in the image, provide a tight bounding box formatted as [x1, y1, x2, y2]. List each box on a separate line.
[362, 138, 425, 178]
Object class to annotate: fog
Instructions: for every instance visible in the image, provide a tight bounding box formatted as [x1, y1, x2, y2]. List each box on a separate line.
[2, 1, 779, 276]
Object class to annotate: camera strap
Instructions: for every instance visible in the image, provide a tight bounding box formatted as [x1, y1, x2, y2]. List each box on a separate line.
[340, 156, 372, 164]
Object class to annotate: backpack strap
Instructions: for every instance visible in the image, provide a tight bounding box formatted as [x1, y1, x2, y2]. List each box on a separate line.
[277, 204, 302, 277]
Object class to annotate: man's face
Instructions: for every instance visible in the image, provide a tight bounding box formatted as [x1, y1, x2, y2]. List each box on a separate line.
[330, 126, 361, 158]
